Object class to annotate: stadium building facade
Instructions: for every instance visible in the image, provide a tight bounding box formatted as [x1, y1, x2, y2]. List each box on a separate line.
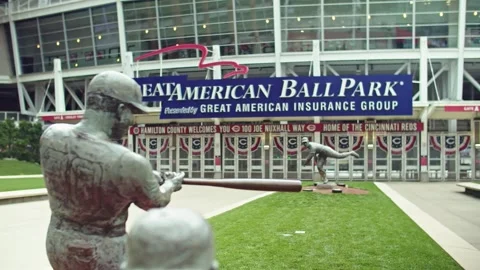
[0, 0, 480, 182]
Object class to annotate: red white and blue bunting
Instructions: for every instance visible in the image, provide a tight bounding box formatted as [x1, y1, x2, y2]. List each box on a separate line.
[377, 135, 417, 155]
[137, 138, 169, 155]
[323, 135, 364, 151]
[179, 136, 214, 156]
[430, 135, 470, 155]
[225, 136, 261, 156]
[273, 136, 308, 155]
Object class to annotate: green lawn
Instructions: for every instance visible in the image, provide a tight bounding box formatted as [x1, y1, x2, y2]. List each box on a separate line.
[208, 182, 461, 270]
[0, 178, 45, 192]
[0, 159, 42, 176]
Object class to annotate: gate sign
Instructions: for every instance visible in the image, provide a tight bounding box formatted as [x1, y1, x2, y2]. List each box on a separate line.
[135, 74, 413, 119]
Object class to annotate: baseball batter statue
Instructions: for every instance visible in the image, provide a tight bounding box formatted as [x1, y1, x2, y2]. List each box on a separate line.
[301, 137, 359, 184]
[39, 71, 184, 270]
[121, 208, 219, 270]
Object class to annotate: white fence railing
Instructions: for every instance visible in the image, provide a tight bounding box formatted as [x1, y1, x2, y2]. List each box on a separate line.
[9, 0, 81, 14]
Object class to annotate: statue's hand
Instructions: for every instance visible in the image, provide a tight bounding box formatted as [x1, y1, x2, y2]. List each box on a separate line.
[162, 172, 184, 192]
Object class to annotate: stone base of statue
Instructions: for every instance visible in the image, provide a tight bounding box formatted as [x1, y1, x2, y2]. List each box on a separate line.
[313, 183, 336, 190]
[302, 183, 369, 195]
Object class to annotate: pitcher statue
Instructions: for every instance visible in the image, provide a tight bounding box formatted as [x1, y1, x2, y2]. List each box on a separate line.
[301, 137, 359, 184]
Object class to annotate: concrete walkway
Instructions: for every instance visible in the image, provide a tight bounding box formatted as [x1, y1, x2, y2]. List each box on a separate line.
[376, 182, 480, 270]
[0, 174, 43, 179]
[0, 185, 271, 270]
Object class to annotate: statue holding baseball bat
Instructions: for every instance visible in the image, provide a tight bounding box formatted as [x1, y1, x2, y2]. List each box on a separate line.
[40, 71, 301, 270]
[301, 137, 359, 185]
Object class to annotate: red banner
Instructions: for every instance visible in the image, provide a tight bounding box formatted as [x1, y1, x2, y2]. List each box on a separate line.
[41, 114, 83, 121]
[130, 122, 423, 135]
[321, 122, 424, 133]
[444, 106, 480, 112]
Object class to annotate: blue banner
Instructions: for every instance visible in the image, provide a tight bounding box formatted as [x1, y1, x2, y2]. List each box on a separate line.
[135, 74, 413, 119]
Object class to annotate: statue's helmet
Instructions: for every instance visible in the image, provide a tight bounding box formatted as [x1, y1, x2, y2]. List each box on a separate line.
[301, 137, 310, 144]
[86, 71, 150, 114]
[121, 208, 217, 270]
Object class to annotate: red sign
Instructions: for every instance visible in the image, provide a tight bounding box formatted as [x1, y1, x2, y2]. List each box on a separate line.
[321, 122, 424, 133]
[129, 122, 423, 135]
[444, 106, 480, 112]
[41, 114, 83, 121]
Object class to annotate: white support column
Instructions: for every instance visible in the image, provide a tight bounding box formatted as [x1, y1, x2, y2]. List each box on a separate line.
[420, 107, 433, 182]
[54, 58, 66, 112]
[8, 20, 28, 114]
[116, 0, 128, 64]
[419, 37, 428, 104]
[212, 45, 222, 79]
[455, 0, 466, 101]
[212, 45, 222, 179]
[273, 0, 282, 77]
[123, 51, 134, 77]
[312, 40, 320, 77]
[35, 84, 44, 112]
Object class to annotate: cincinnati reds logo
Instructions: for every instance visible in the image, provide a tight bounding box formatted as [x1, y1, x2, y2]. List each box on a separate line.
[231, 125, 241, 133]
[377, 135, 416, 155]
[225, 136, 261, 155]
[273, 136, 308, 155]
[430, 135, 470, 155]
[179, 136, 214, 156]
[306, 124, 316, 132]
[131, 127, 140, 135]
[137, 137, 169, 155]
[323, 135, 363, 151]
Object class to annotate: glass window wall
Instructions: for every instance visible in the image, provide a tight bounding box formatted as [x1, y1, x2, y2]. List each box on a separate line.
[235, 0, 274, 55]
[280, 0, 321, 52]
[124, 0, 159, 60]
[196, 0, 235, 56]
[466, 0, 480, 47]
[64, 8, 95, 69]
[39, 14, 67, 71]
[91, 4, 120, 66]
[415, 0, 458, 48]
[16, 19, 43, 74]
[369, 0, 413, 50]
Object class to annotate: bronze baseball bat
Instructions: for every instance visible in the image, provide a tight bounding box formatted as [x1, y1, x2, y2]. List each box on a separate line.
[182, 178, 303, 192]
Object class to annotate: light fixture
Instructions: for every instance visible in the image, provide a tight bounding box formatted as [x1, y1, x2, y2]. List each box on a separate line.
[331, 16, 336, 21]
[36, 44, 40, 49]
[173, 26, 177, 31]
[265, 19, 269, 23]
[145, 29, 149, 34]
[474, 11, 478, 16]
[74, 63, 78, 67]
[410, 0, 413, 4]
[297, 17, 301, 21]
[407, 23, 411, 26]
[403, 13, 407, 18]
[56, 41, 60, 46]
[368, 15, 371, 19]
[439, 12, 443, 17]
[301, 30, 304, 33]
[98, 35, 102, 40]
[202, 24, 206, 29]
[76, 38, 80, 43]
[116, 58, 120, 62]
[176, 44, 179, 46]
[342, 25, 345, 28]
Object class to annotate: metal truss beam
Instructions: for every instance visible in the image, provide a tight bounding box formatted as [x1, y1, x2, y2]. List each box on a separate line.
[64, 83, 85, 110]
[464, 70, 480, 93]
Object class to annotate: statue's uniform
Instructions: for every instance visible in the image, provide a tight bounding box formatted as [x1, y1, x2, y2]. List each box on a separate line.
[40, 124, 165, 270]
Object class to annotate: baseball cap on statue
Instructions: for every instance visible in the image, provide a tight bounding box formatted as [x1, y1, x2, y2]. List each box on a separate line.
[87, 71, 150, 113]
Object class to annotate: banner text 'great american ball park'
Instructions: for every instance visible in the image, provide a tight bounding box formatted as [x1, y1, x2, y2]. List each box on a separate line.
[135, 74, 413, 119]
